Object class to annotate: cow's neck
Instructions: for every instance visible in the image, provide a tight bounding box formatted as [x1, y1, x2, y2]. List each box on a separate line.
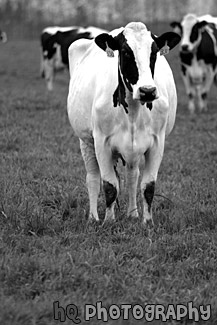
[125, 91, 141, 123]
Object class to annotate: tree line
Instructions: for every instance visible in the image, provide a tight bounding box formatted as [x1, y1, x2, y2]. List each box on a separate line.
[0, 0, 216, 39]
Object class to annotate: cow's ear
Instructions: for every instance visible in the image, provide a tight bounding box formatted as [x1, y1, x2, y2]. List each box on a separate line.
[95, 33, 119, 56]
[153, 32, 181, 55]
[170, 21, 182, 35]
[197, 20, 208, 30]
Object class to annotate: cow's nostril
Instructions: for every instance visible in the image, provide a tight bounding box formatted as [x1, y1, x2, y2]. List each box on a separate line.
[139, 86, 156, 95]
[181, 45, 189, 52]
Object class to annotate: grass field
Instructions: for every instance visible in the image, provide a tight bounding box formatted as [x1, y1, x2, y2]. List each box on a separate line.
[0, 27, 217, 325]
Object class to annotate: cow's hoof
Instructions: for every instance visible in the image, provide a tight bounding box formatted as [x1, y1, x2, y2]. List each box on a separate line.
[127, 208, 139, 219]
[86, 216, 101, 230]
[142, 218, 154, 228]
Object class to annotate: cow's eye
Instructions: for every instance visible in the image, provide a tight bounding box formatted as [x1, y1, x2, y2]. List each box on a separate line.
[123, 51, 131, 59]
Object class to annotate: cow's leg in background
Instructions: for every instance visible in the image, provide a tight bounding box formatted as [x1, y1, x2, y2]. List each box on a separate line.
[182, 72, 196, 114]
[196, 87, 208, 112]
[127, 164, 139, 218]
[80, 139, 101, 221]
[44, 58, 54, 91]
[198, 66, 214, 112]
[40, 51, 45, 78]
[94, 137, 119, 222]
[141, 134, 165, 225]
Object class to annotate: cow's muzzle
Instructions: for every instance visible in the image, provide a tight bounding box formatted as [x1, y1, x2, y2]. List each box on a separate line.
[139, 86, 157, 102]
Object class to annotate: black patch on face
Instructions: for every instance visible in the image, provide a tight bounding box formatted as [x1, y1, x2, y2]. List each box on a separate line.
[103, 181, 117, 208]
[113, 69, 128, 113]
[181, 64, 187, 75]
[201, 92, 207, 100]
[150, 42, 158, 77]
[180, 51, 193, 66]
[146, 103, 153, 110]
[144, 181, 155, 213]
[190, 23, 200, 43]
[188, 93, 193, 99]
[117, 33, 139, 87]
[180, 51, 193, 76]
[196, 26, 217, 69]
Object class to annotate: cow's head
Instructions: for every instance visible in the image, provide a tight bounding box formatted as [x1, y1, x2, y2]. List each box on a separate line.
[170, 14, 208, 52]
[95, 22, 180, 108]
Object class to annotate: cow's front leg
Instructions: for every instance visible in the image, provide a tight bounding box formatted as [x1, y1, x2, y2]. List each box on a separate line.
[94, 138, 119, 222]
[44, 58, 54, 91]
[80, 139, 101, 221]
[198, 67, 213, 112]
[188, 93, 196, 114]
[141, 135, 165, 225]
[181, 72, 195, 114]
[127, 164, 139, 218]
[198, 91, 208, 112]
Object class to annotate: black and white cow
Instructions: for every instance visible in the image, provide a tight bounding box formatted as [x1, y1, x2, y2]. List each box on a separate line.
[67, 22, 180, 224]
[0, 30, 7, 43]
[40, 26, 107, 91]
[171, 14, 217, 113]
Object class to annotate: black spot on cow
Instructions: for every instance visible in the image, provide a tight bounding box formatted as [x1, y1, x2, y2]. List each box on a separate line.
[103, 181, 117, 208]
[201, 92, 207, 100]
[180, 51, 193, 75]
[196, 26, 217, 69]
[41, 28, 92, 66]
[150, 41, 158, 77]
[180, 51, 193, 65]
[146, 103, 153, 110]
[144, 181, 155, 212]
[55, 30, 91, 66]
[190, 23, 200, 43]
[118, 33, 139, 86]
[41, 32, 57, 59]
[190, 20, 208, 43]
[113, 69, 129, 113]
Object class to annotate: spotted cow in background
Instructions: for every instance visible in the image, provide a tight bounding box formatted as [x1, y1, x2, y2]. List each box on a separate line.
[40, 26, 107, 91]
[170, 14, 217, 113]
[67, 22, 180, 225]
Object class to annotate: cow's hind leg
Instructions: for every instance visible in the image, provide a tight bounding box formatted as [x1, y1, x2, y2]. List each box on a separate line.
[80, 139, 101, 221]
